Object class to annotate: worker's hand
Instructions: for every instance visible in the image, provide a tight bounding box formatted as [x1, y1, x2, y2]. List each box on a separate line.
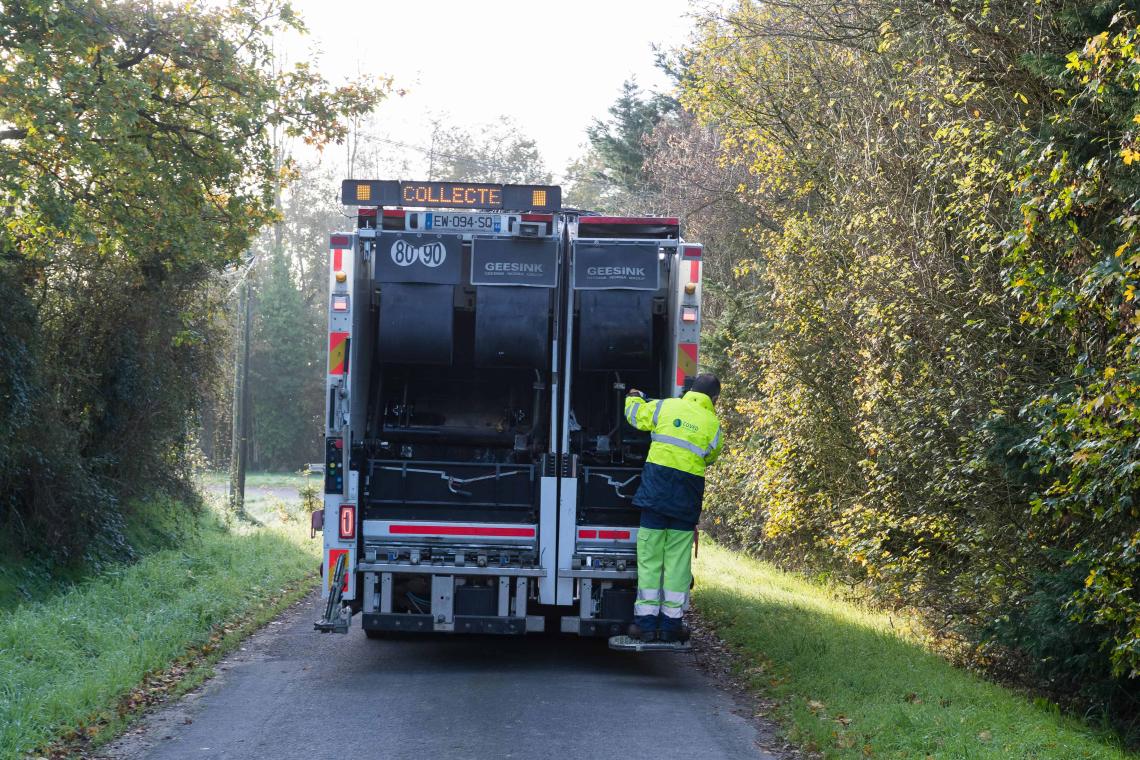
[627, 389, 645, 399]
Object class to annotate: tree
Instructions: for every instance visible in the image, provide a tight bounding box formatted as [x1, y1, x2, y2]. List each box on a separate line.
[244, 159, 343, 471]
[590, 81, 676, 184]
[643, 112, 763, 317]
[431, 116, 552, 184]
[564, 80, 676, 213]
[250, 246, 312, 469]
[674, 0, 1140, 727]
[562, 150, 612, 211]
[0, 0, 389, 558]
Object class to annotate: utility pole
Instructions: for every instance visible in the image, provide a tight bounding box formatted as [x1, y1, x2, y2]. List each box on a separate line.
[228, 272, 252, 518]
[230, 43, 283, 520]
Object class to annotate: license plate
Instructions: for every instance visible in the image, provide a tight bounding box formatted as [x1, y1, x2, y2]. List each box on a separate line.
[426, 213, 502, 234]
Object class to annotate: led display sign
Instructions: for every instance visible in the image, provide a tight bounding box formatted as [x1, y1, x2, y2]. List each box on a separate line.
[402, 182, 502, 208]
[342, 180, 561, 211]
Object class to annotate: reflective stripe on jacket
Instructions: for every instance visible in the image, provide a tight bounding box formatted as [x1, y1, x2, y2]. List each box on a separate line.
[624, 391, 722, 523]
[625, 391, 722, 475]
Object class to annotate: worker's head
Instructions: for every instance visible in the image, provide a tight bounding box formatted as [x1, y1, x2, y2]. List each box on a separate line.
[691, 373, 721, 404]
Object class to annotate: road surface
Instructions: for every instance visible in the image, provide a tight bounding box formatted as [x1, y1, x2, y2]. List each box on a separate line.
[99, 592, 781, 759]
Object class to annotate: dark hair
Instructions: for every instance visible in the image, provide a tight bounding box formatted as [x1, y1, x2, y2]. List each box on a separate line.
[691, 373, 721, 399]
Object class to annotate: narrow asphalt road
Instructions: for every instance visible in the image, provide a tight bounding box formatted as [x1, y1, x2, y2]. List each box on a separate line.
[98, 592, 780, 760]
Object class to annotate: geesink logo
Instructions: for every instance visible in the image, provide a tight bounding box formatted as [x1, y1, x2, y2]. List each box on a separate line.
[484, 262, 543, 274]
[391, 239, 446, 267]
[586, 265, 645, 277]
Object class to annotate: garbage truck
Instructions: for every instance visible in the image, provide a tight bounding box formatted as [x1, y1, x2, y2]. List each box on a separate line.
[315, 180, 704, 637]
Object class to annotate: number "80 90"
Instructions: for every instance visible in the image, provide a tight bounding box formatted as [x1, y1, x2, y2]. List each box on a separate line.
[390, 240, 446, 268]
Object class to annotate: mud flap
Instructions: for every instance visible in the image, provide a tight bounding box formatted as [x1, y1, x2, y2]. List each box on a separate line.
[608, 635, 692, 653]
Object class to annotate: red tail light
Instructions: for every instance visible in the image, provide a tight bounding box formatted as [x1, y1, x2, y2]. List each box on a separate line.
[339, 504, 356, 540]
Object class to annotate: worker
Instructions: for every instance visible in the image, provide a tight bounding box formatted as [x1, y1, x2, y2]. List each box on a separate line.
[623, 373, 723, 643]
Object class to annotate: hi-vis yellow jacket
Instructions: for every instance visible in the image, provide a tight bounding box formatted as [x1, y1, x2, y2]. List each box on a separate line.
[624, 391, 722, 523]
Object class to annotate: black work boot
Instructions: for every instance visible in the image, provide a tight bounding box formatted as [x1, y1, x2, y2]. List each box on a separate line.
[658, 625, 691, 644]
[627, 623, 658, 642]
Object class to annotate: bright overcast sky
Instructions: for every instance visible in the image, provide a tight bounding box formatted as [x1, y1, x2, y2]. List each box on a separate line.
[281, 0, 702, 181]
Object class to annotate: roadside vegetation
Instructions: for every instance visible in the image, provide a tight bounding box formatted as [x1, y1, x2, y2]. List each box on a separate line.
[0, 9, 374, 751]
[0, 503, 318, 760]
[695, 542, 1135, 759]
[197, 469, 321, 491]
[0, 0, 387, 569]
[558, 0, 1140, 742]
[0, 496, 198, 611]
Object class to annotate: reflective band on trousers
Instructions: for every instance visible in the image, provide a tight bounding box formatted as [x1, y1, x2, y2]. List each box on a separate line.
[661, 605, 684, 618]
[652, 399, 664, 427]
[662, 589, 688, 605]
[626, 401, 642, 426]
[650, 432, 716, 458]
[636, 587, 662, 615]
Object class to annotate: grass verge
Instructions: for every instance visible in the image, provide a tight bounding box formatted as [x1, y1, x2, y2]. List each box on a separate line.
[197, 469, 320, 491]
[0, 495, 199, 612]
[0, 509, 318, 760]
[694, 541, 1136, 759]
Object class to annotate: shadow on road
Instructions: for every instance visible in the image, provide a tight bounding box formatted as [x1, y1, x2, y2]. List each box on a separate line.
[354, 631, 682, 684]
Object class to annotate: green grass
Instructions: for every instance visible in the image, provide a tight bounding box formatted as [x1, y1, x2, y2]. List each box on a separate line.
[694, 541, 1136, 760]
[197, 469, 320, 490]
[0, 495, 198, 611]
[0, 508, 319, 760]
[194, 470, 322, 528]
[0, 534, 85, 611]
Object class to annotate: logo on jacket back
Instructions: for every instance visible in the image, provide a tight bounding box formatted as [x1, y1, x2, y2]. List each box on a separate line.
[673, 418, 698, 432]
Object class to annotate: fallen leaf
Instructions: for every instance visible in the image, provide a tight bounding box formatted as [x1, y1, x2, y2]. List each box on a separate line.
[978, 730, 993, 743]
